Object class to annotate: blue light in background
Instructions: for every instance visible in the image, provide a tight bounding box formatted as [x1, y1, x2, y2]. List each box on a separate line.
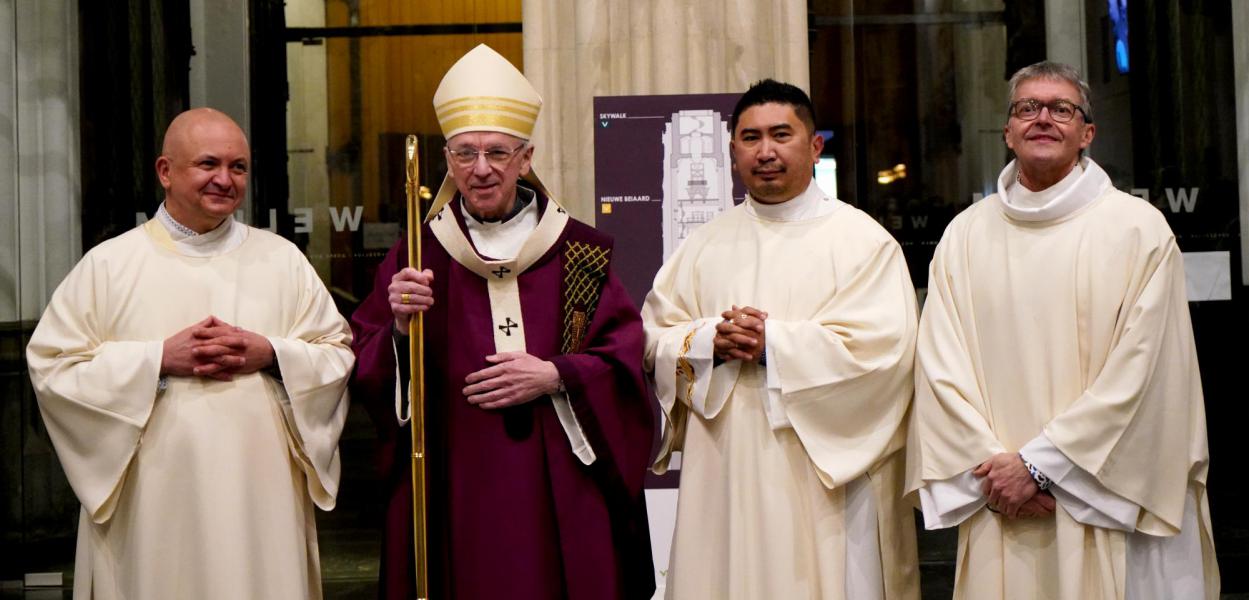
[1108, 0, 1130, 73]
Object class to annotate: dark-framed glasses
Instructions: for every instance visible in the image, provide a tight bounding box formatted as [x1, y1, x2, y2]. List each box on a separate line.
[1009, 98, 1091, 123]
[445, 143, 528, 167]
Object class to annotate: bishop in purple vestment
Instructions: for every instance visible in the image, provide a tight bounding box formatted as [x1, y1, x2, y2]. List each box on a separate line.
[350, 44, 655, 600]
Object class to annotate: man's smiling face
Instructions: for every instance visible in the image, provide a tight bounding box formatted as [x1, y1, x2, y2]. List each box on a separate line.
[1004, 78, 1094, 175]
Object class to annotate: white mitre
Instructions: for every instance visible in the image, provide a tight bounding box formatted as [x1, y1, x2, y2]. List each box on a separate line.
[426, 44, 554, 220]
[433, 44, 542, 140]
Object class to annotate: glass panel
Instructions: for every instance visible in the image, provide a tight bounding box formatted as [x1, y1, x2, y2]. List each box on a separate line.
[3, 0, 83, 582]
[0, 0, 20, 567]
[285, 1, 523, 306]
[810, 0, 1240, 285]
[810, 0, 1013, 284]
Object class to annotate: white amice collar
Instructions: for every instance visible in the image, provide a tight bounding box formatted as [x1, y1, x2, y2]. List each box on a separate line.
[1009, 163, 1083, 209]
[997, 157, 1112, 222]
[461, 188, 540, 260]
[155, 202, 247, 256]
[746, 179, 843, 222]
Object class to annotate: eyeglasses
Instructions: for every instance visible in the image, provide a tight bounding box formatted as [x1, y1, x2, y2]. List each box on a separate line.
[1009, 98, 1091, 123]
[445, 143, 529, 168]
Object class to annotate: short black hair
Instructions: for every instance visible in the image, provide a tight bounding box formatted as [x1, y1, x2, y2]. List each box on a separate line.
[729, 79, 817, 136]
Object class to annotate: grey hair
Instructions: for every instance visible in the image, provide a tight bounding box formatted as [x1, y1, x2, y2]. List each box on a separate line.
[1006, 61, 1094, 123]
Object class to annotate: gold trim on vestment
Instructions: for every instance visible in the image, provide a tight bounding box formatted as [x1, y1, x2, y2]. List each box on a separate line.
[143, 219, 179, 252]
[560, 241, 612, 354]
[676, 324, 702, 406]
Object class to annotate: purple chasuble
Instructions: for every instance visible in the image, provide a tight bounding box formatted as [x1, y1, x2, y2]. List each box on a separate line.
[351, 191, 655, 600]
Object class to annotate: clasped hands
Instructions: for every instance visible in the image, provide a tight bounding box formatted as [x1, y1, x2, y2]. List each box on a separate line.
[976, 452, 1056, 519]
[713, 305, 767, 363]
[388, 268, 559, 410]
[161, 316, 275, 381]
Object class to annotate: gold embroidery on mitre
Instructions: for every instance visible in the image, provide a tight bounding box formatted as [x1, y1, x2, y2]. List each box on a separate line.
[437, 114, 537, 139]
[435, 95, 541, 113]
[436, 101, 540, 122]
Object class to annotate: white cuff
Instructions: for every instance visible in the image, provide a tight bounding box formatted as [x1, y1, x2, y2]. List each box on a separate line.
[152, 339, 169, 393]
[918, 470, 986, 529]
[1020, 433, 1139, 531]
[551, 390, 597, 465]
[654, 318, 739, 420]
[1126, 488, 1206, 600]
[391, 335, 410, 426]
[683, 318, 719, 416]
[761, 326, 790, 430]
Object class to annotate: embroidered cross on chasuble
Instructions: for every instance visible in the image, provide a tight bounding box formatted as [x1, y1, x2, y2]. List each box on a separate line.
[428, 195, 614, 463]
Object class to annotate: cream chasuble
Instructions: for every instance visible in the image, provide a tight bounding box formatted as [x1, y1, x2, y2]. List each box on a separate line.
[906, 158, 1219, 600]
[27, 218, 354, 600]
[643, 181, 920, 600]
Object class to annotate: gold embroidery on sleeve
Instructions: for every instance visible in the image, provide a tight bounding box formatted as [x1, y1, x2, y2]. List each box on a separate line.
[676, 324, 702, 404]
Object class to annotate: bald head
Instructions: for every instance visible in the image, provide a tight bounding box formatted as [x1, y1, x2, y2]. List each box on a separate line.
[161, 108, 248, 159]
[156, 108, 251, 233]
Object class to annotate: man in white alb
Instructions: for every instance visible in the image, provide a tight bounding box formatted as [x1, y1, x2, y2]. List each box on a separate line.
[27, 108, 353, 600]
[643, 79, 920, 600]
[906, 61, 1220, 599]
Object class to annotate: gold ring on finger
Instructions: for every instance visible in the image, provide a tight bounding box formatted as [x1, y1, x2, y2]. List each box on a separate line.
[401, 293, 411, 305]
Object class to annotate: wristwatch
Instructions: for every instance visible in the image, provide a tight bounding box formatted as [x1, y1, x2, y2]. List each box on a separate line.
[1020, 455, 1053, 491]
